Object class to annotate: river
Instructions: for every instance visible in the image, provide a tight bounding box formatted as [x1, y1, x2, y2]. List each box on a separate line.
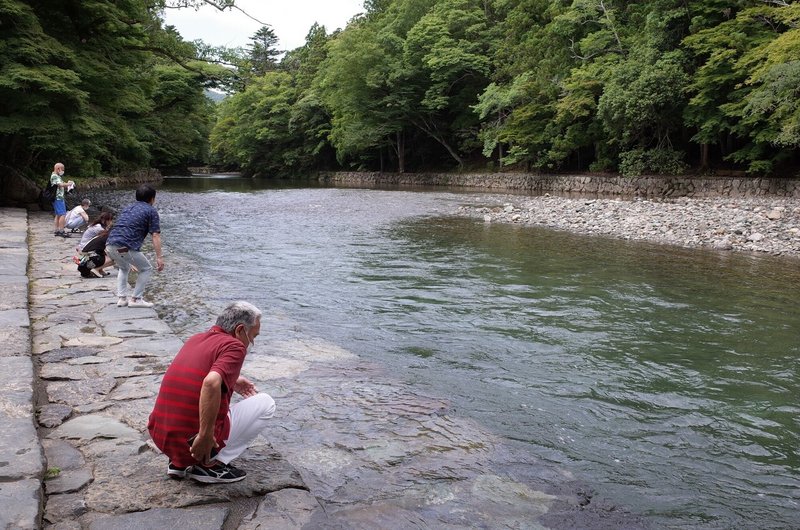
[91, 175, 800, 528]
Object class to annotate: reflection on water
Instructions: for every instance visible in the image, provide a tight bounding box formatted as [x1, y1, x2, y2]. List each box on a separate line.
[91, 177, 800, 528]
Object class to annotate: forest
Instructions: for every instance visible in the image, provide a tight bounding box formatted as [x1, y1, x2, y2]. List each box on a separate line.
[1, 0, 799, 184]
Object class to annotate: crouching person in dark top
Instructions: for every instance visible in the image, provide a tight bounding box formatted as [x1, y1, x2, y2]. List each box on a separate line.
[77, 229, 112, 278]
[148, 301, 276, 483]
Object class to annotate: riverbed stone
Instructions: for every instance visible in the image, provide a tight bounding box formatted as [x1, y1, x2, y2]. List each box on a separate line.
[243, 355, 309, 380]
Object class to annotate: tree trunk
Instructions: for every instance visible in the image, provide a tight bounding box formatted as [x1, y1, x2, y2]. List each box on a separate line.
[396, 131, 405, 174]
[410, 117, 463, 168]
[700, 143, 709, 170]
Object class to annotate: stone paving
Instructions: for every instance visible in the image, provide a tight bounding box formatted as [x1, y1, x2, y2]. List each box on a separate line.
[0, 208, 41, 530]
[15, 209, 315, 529]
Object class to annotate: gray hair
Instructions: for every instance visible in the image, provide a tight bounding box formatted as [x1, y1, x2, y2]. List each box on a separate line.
[81, 199, 91, 207]
[215, 301, 262, 333]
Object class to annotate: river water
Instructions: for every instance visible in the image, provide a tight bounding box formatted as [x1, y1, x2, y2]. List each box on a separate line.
[93, 176, 799, 528]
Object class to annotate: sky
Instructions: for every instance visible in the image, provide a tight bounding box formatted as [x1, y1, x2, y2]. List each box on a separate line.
[162, 0, 365, 52]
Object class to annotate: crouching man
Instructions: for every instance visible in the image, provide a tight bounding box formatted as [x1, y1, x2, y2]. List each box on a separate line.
[148, 301, 275, 483]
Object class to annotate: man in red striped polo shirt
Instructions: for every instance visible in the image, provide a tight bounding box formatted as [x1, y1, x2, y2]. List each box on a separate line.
[148, 301, 276, 483]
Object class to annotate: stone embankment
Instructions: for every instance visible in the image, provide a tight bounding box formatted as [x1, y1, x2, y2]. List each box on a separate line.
[457, 195, 800, 257]
[318, 171, 800, 198]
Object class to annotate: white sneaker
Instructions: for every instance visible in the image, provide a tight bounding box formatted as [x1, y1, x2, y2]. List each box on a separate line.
[117, 297, 129, 307]
[128, 298, 154, 308]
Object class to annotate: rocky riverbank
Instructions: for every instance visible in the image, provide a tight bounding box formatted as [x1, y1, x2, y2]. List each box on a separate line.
[456, 194, 800, 257]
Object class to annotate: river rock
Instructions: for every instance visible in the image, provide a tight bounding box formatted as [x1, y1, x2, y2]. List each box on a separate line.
[766, 209, 783, 220]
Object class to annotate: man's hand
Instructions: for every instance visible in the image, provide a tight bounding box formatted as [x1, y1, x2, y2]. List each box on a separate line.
[152, 232, 164, 272]
[234, 376, 258, 398]
[189, 433, 219, 465]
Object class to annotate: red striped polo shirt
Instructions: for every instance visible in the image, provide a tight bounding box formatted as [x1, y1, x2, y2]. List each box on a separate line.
[147, 325, 246, 467]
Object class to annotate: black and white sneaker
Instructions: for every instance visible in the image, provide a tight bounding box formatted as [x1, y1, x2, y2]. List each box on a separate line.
[186, 462, 246, 484]
[167, 462, 191, 479]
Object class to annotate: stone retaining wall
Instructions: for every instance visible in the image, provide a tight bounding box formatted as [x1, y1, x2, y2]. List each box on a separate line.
[317, 172, 800, 198]
[73, 169, 163, 191]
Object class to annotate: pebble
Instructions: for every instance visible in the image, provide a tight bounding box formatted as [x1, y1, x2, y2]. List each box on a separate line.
[459, 195, 800, 257]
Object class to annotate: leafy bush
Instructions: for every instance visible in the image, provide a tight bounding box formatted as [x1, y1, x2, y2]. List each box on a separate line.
[589, 158, 616, 173]
[619, 148, 688, 177]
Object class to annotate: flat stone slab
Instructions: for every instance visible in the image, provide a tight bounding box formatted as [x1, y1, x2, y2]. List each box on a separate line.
[102, 317, 174, 338]
[38, 404, 74, 428]
[87, 505, 229, 530]
[0, 276, 28, 310]
[45, 467, 93, 495]
[0, 418, 43, 480]
[0, 478, 42, 530]
[107, 375, 161, 402]
[62, 336, 124, 348]
[241, 488, 324, 529]
[103, 336, 185, 359]
[41, 357, 163, 381]
[47, 378, 117, 406]
[84, 446, 304, 514]
[0, 249, 28, 274]
[40, 346, 101, 363]
[0, 325, 29, 357]
[43, 439, 85, 467]
[0, 358, 43, 481]
[44, 493, 88, 524]
[49, 414, 141, 443]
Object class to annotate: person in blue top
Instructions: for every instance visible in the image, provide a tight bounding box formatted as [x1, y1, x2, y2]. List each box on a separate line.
[50, 162, 75, 238]
[105, 184, 165, 308]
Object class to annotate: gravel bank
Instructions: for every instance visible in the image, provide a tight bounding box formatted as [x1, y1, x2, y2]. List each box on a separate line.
[457, 195, 800, 258]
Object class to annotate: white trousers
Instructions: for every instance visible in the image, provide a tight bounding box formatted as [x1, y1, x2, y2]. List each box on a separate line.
[215, 393, 275, 464]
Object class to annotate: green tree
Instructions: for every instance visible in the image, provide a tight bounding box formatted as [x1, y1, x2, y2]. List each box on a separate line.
[685, 2, 800, 173]
[248, 26, 281, 77]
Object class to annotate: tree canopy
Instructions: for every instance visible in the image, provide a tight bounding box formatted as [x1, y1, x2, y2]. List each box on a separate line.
[2, 0, 798, 182]
[211, 0, 799, 177]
